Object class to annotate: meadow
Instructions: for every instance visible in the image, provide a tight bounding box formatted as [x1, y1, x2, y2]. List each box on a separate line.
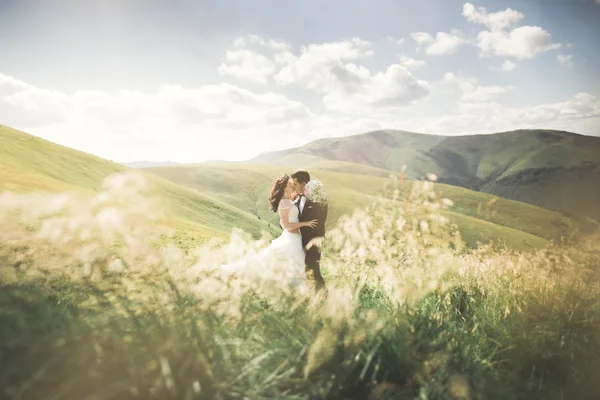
[248, 129, 600, 221]
[0, 125, 279, 248]
[146, 162, 583, 251]
[1, 170, 599, 400]
[3, 125, 587, 253]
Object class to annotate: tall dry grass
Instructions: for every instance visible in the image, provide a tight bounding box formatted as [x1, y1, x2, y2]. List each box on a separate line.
[1, 171, 599, 400]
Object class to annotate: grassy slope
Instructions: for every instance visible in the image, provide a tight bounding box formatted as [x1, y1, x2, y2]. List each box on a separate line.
[432, 183, 572, 243]
[0, 125, 124, 191]
[483, 163, 600, 221]
[431, 130, 600, 180]
[250, 129, 600, 219]
[0, 125, 276, 243]
[145, 162, 578, 250]
[146, 162, 390, 229]
[1, 124, 584, 250]
[428, 131, 600, 220]
[255, 157, 588, 242]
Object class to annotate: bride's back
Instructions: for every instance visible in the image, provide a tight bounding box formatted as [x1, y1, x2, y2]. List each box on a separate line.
[280, 199, 299, 223]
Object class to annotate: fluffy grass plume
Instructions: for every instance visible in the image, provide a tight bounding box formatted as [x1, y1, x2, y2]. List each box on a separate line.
[1, 171, 599, 400]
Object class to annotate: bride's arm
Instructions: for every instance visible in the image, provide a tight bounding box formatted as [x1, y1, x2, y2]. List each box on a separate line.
[278, 205, 317, 230]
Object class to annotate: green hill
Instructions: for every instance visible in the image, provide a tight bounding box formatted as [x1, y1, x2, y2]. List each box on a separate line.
[3, 123, 593, 252]
[250, 129, 600, 220]
[0, 125, 276, 245]
[0, 125, 124, 192]
[145, 162, 586, 250]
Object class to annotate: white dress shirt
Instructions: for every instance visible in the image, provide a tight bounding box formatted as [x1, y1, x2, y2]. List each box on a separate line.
[299, 195, 307, 215]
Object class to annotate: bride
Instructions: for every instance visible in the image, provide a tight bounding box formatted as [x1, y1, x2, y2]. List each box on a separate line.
[221, 174, 317, 288]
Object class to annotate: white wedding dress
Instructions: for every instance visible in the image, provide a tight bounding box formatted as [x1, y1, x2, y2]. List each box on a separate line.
[221, 198, 306, 288]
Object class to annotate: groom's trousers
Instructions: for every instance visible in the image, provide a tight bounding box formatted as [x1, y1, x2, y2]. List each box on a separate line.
[305, 247, 325, 290]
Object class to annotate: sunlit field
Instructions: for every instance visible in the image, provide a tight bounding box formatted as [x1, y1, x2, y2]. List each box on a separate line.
[1, 171, 599, 400]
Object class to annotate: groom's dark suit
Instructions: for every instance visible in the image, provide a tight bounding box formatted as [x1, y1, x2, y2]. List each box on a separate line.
[295, 194, 328, 290]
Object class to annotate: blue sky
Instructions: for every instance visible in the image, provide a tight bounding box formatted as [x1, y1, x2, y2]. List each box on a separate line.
[1, 0, 599, 162]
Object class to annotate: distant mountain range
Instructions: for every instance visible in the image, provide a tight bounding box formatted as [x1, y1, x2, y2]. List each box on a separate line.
[250, 129, 600, 220]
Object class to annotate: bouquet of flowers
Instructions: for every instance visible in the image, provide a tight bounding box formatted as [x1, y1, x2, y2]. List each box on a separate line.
[304, 179, 327, 205]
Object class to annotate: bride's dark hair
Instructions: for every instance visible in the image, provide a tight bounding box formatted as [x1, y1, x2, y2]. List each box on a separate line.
[268, 174, 290, 212]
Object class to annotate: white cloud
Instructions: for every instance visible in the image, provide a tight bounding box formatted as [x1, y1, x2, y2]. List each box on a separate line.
[463, 3, 561, 59]
[0, 74, 33, 95]
[500, 60, 517, 71]
[274, 38, 373, 89]
[463, 3, 524, 30]
[159, 83, 310, 124]
[550, 92, 600, 119]
[443, 73, 509, 103]
[410, 30, 468, 55]
[3, 68, 598, 162]
[322, 64, 430, 113]
[557, 54, 574, 67]
[476, 26, 561, 59]
[0, 73, 311, 162]
[0, 74, 72, 126]
[217, 35, 293, 84]
[398, 55, 426, 70]
[232, 34, 289, 51]
[273, 39, 429, 112]
[422, 91, 600, 135]
[217, 49, 275, 84]
[4, 88, 72, 126]
[1, 25, 597, 164]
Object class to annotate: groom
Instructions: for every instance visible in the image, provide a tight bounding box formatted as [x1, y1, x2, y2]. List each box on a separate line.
[291, 170, 328, 291]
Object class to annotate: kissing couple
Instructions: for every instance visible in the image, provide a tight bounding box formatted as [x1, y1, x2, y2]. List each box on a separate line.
[221, 170, 328, 291]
